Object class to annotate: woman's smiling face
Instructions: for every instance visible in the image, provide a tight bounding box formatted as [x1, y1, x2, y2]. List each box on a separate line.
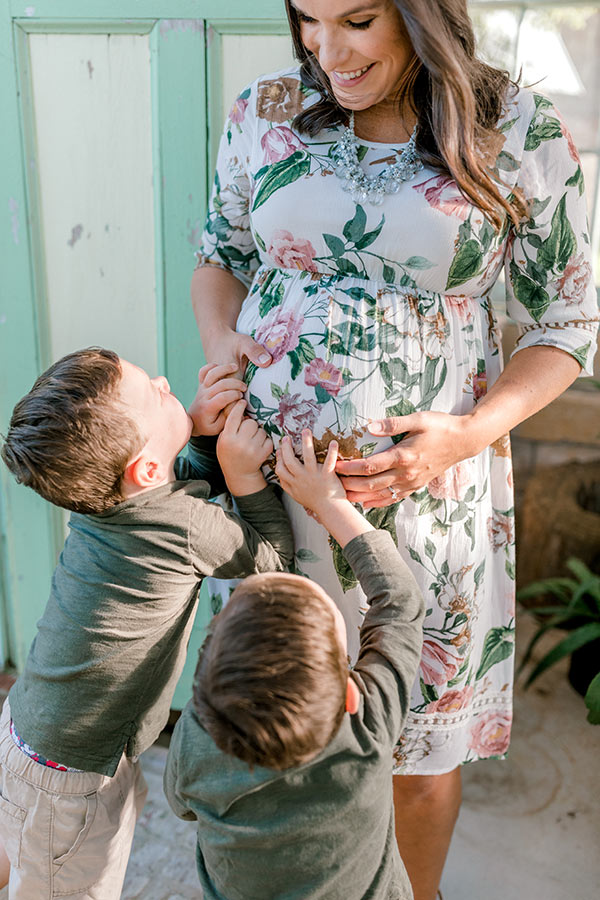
[292, 0, 414, 111]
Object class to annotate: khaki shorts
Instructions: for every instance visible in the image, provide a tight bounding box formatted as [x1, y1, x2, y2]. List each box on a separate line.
[0, 699, 147, 899]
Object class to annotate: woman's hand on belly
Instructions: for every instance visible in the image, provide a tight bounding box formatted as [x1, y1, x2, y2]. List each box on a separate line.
[335, 411, 479, 508]
[203, 326, 273, 379]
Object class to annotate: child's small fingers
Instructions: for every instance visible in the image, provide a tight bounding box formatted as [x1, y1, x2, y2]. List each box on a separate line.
[275, 466, 293, 494]
[324, 440, 339, 473]
[221, 398, 246, 434]
[279, 435, 297, 467]
[207, 377, 247, 397]
[208, 389, 246, 411]
[277, 438, 300, 477]
[203, 362, 239, 388]
[301, 429, 317, 468]
[197, 362, 218, 383]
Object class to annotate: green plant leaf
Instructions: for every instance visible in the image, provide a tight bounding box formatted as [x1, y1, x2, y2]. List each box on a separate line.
[343, 204, 367, 243]
[446, 239, 483, 289]
[524, 623, 600, 687]
[252, 151, 311, 211]
[355, 216, 384, 249]
[418, 495, 443, 516]
[584, 672, 600, 725]
[476, 626, 515, 680]
[403, 255, 435, 269]
[538, 193, 577, 273]
[324, 233, 346, 258]
[517, 622, 556, 675]
[329, 535, 358, 592]
[424, 537, 436, 560]
[509, 261, 551, 322]
[420, 678, 438, 704]
[407, 545, 423, 566]
[210, 593, 223, 615]
[314, 383, 332, 404]
[517, 576, 577, 603]
[296, 548, 321, 563]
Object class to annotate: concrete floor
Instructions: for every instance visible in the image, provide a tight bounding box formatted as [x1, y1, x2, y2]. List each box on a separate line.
[1, 617, 598, 899]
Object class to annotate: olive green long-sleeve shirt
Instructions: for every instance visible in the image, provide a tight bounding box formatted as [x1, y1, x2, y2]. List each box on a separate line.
[10, 440, 294, 775]
[165, 529, 424, 900]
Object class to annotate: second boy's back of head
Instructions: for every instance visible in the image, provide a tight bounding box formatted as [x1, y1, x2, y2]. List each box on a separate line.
[193, 572, 348, 770]
[1, 348, 144, 514]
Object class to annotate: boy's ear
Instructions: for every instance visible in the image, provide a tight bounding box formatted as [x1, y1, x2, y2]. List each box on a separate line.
[345, 677, 360, 715]
[124, 452, 164, 489]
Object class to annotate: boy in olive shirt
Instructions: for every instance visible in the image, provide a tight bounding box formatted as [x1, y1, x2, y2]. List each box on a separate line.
[0, 348, 293, 900]
[165, 431, 425, 900]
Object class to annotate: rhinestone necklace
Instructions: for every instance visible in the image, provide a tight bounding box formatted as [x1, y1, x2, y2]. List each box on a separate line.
[332, 112, 423, 206]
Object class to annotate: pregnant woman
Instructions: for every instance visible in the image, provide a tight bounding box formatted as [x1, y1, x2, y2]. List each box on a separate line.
[191, 1, 598, 897]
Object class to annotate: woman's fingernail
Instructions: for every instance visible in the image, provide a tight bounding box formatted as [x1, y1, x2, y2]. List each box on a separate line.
[258, 353, 271, 365]
[369, 420, 383, 433]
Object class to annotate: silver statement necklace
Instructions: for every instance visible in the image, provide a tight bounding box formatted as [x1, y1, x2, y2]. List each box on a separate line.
[332, 112, 423, 206]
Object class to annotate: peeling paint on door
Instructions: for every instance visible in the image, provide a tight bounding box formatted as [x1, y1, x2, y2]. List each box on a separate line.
[67, 224, 84, 247]
[159, 20, 204, 38]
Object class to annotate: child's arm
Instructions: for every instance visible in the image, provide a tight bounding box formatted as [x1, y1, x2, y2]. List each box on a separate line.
[345, 532, 424, 742]
[277, 429, 424, 743]
[275, 430, 374, 548]
[188, 401, 294, 578]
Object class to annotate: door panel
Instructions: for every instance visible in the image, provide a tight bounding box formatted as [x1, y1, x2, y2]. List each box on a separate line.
[28, 32, 158, 372]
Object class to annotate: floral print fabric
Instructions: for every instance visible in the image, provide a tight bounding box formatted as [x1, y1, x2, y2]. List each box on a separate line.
[198, 68, 598, 774]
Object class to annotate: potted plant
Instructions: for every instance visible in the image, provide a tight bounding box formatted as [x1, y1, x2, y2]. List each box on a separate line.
[517, 557, 600, 724]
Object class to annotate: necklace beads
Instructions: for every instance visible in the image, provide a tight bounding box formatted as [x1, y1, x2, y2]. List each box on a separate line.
[332, 112, 423, 206]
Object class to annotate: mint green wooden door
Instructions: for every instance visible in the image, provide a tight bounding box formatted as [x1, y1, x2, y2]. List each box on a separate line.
[0, 0, 290, 707]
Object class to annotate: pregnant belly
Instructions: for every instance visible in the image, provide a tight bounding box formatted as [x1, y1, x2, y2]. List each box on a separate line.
[237, 274, 473, 459]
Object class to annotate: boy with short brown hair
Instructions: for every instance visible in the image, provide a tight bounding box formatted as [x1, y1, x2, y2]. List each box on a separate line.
[0, 348, 293, 900]
[165, 431, 425, 900]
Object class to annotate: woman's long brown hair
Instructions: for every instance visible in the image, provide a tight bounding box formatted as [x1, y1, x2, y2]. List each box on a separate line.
[285, 0, 526, 229]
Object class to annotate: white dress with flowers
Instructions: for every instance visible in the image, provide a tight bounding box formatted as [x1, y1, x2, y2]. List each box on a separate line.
[197, 68, 598, 774]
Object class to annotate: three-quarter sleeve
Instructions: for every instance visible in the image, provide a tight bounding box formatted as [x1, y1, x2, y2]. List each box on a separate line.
[195, 85, 261, 290]
[505, 94, 599, 375]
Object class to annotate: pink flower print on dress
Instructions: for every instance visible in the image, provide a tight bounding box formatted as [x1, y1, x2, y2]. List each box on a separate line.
[556, 114, 581, 165]
[304, 358, 344, 396]
[468, 710, 512, 758]
[254, 308, 304, 363]
[229, 95, 249, 125]
[427, 459, 473, 501]
[267, 229, 318, 272]
[427, 685, 474, 714]
[413, 174, 470, 220]
[445, 294, 474, 324]
[420, 639, 461, 686]
[487, 510, 513, 552]
[275, 394, 321, 449]
[261, 126, 307, 165]
[472, 369, 487, 401]
[554, 252, 592, 306]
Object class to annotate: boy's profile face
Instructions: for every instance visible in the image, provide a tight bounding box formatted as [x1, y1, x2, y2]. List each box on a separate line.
[118, 358, 192, 467]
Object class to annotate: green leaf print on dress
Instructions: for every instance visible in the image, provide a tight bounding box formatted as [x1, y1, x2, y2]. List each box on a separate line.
[252, 151, 311, 211]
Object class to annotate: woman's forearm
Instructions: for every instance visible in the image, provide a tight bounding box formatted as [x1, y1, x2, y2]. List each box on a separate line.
[191, 265, 248, 344]
[463, 345, 581, 456]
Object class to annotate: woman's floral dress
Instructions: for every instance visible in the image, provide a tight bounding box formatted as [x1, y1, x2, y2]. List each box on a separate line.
[197, 68, 599, 774]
